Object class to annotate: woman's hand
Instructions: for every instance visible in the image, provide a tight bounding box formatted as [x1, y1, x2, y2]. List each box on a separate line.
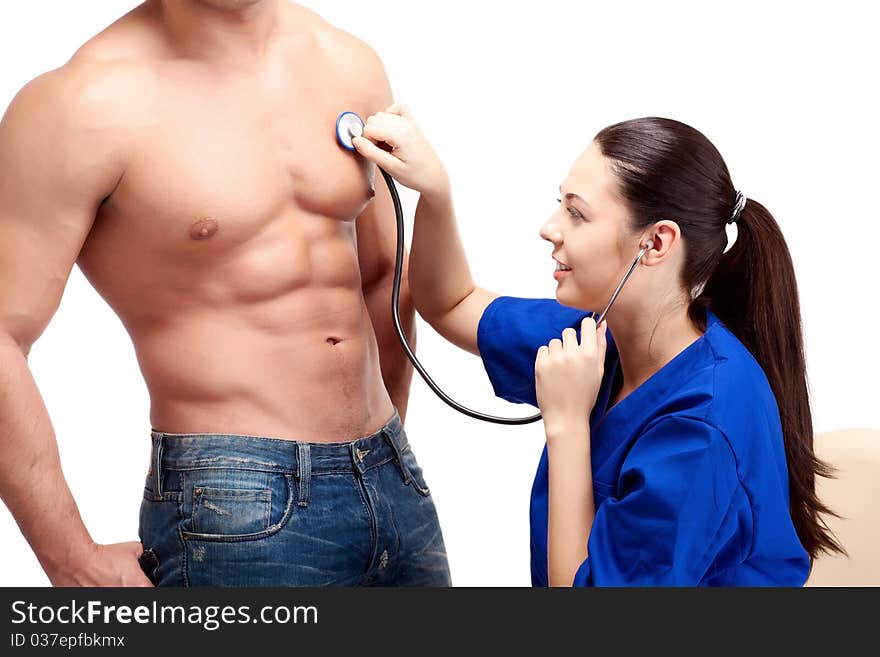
[535, 317, 607, 441]
[352, 103, 450, 201]
[539, 316, 606, 586]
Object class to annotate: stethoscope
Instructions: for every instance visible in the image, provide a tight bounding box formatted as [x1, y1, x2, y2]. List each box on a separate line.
[336, 111, 653, 425]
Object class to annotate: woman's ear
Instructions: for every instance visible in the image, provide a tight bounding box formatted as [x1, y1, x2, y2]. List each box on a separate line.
[642, 221, 681, 262]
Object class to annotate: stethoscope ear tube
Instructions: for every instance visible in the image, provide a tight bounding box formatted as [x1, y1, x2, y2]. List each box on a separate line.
[593, 242, 653, 327]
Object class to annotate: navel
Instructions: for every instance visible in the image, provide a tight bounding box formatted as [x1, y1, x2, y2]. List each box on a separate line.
[189, 218, 220, 241]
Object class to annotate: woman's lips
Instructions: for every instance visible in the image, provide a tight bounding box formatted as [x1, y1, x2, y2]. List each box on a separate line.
[553, 256, 572, 280]
[553, 268, 572, 280]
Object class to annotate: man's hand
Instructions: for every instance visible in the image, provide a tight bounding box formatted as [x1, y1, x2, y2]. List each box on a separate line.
[47, 541, 155, 587]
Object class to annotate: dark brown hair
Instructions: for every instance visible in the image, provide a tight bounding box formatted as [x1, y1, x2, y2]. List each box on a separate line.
[594, 117, 844, 563]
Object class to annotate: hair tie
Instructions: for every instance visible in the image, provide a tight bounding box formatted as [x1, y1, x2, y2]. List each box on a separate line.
[729, 191, 747, 225]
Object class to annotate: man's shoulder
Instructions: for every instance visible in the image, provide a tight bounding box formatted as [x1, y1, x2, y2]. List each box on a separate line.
[285, 2, 381, 58]
[65, 9, 158, 97]
[0, 16, 157, 183]
[5, 62, 142, 148]
[318, 23, 384, 71]
[10, 14, 155, 133]
[290, 5, 391, 106]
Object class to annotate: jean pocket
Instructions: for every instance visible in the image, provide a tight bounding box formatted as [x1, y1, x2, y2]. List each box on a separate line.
[400, 446, 431, 497]
[181, 469, 295, 543]
[192, 487, 272, 535]
[142, 470, 182, 502]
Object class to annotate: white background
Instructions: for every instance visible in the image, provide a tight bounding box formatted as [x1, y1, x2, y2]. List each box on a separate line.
[1, 0, 877, 586]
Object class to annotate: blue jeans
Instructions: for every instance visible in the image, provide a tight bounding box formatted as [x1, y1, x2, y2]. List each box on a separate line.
[138, 408, 451, 587]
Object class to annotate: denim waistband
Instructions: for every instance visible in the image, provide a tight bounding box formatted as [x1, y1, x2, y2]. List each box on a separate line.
[149, 407, 408, 477]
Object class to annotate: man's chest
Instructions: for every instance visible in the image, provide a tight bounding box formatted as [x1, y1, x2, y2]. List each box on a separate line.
[104, 62, 377, 249]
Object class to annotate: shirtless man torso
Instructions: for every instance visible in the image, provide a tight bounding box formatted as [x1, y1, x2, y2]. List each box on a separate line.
[0, 0, 450, 587]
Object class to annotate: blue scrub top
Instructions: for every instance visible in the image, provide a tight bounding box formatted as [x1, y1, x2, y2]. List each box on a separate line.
[477, 296, 811, 586]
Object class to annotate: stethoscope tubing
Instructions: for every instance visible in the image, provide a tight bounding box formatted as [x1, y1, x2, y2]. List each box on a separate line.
[340, 111, 648, 425]
[381, 167, 545, 425]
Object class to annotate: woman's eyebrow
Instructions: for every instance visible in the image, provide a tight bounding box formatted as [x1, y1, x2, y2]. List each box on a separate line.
[559, 185, 590, 207]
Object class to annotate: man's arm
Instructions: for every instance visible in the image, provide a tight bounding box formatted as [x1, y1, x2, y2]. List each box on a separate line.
[0, 62, 151, 586]
[345, 38, 417, 424]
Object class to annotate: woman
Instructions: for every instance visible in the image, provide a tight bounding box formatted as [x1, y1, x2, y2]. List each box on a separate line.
[352, 107, 843, 586]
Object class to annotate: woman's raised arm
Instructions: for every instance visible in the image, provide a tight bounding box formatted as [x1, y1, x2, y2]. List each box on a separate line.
[354, 104, 499, 356]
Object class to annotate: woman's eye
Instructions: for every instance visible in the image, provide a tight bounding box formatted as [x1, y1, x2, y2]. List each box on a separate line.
[564, 205, 584, 220]
[556, 198, 583, 218]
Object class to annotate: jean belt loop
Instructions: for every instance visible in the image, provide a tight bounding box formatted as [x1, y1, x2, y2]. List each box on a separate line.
[296, 443, 311, 508]
[153, 433, 165, 500]
[383, 430, 411, 486]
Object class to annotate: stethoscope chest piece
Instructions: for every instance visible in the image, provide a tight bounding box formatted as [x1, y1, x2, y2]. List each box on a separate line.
[336, 111, 365, 151]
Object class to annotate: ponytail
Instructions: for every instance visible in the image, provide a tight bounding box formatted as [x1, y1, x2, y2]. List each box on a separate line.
[693, 199, 846, 562]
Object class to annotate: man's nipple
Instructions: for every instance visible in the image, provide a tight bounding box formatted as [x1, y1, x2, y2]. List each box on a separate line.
[189, 218, 220, 241]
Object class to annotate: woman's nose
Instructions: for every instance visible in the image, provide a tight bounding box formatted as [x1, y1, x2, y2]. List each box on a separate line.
[540, 217, 561, 244]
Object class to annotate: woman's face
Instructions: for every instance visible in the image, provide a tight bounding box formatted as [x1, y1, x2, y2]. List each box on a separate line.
[539, 141, 643, 311]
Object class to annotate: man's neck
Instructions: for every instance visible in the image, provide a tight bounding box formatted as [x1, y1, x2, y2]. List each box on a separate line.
[153, 0, 282, 62]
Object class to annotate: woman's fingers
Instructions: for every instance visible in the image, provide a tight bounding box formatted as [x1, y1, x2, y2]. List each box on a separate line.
[549, 319, 605, 361]
[562, 327, 578, 352]
[373, 111, 404, 124]
[362, 121, 398, 149]
[579, 317, 597, 356]
[367, 112, 404, 131]
[385, 102, 414, 119]
[367, 112, 415, 144]
[363, 110, 418, 156]
[352, 136, 399, 171]
[597, 320, 608, 359]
